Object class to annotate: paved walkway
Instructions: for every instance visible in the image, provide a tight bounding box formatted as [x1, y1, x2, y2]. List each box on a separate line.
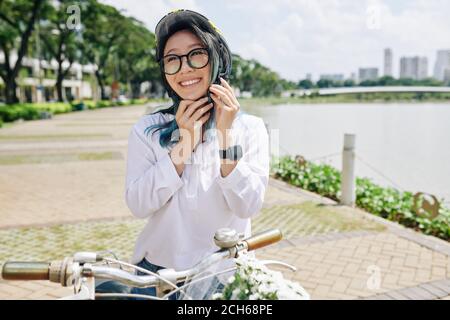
[0, 104, 449, 300]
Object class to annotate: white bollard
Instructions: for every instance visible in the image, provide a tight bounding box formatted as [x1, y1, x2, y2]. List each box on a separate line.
[341, 134, 356, 206]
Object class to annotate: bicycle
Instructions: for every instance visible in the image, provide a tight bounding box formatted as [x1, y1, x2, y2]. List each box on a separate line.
[2, 228, 309, 300]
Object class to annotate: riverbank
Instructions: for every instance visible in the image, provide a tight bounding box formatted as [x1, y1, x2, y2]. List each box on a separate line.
[271, 155, 450, 242]
[238, 92, 450, 107]
[2, 92, 449, 129]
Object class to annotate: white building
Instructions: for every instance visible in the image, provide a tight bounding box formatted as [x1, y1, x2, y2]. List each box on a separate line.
[433, 50, 450, 82]
[384, 48, 393, 77]
[358, 68, 379, 82]
[0, 50, 98, 103]
[400, 56, 428, 80]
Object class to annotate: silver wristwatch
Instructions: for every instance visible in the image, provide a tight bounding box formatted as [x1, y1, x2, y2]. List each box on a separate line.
[219, 145, 243, 161]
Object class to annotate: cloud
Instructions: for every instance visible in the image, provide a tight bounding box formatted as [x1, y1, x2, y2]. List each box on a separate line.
[100, 0, 450, 81]
[225, 0, 450, 80]
[99, 0, 204, 31]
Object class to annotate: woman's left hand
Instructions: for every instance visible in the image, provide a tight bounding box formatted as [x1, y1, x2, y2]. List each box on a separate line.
[209, 77, 240, 132]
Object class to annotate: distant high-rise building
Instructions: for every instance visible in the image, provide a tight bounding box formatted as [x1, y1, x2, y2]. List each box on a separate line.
[444, 69, 450, 84]
[319, 74, 344, 82]
[400, 56, 428, 80]
[358, 68, 379, 82]
[306, 73, 312, 81]
[384, 48, 393, 77]
[433, 50, 450, 81]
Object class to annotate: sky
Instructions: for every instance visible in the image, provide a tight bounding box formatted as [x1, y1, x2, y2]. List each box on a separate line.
[99, 0, 450, 82]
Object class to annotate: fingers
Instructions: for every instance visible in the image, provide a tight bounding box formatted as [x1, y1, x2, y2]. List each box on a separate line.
[177, 100, 193, 118]
[220, 78, 240, 106]
[198, 110, 211, 124]
[211, 93, 232, 110]
[209, 85, 234, 107]
[184, 97, 209, 118]
[192, 103, 213, 121]
[219, 77, 232, 90]
[211, 79, 235, 103]
[210, 79, 240, 109]
[176, 99, 194, 124]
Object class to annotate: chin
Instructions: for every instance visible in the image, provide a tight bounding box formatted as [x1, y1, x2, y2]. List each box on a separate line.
[177, 89, 208, 101]
[174, 78, 210, 101]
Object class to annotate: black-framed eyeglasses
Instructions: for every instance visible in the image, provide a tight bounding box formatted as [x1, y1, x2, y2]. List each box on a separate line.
[161, 48, 210, 75]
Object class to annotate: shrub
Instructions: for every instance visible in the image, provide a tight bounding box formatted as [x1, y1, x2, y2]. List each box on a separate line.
[0, 104, 40, 122]
[271, 155, 450, 241]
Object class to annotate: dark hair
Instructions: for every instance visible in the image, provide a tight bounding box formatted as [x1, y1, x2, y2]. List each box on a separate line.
[144, 10, 234, 150]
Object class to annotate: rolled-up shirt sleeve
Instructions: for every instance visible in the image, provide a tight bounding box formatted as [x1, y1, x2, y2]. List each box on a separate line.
[125, 124, 184, 219]
[216, 117, 270, 219]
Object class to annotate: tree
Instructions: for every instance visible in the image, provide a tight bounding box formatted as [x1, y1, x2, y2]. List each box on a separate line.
[0, 0, 46, 104]
[398, 78, 415, 86]
[81, 0, 128, 100]
[40, 0, 83, 102]
[359, 80, 378, 87]
[317, 79, 334, 88]
[343, 79, 355, 87]
[298, 79, 314, 89]
[377, 76, 396, 86]
[230, 54, 288, 97]
[113, 17, 160, 99]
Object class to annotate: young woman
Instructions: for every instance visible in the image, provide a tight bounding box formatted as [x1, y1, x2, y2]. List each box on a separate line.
[99, 9, 269, 300]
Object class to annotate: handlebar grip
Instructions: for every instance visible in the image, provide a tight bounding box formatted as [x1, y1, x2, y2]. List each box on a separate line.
[244, 229, 283, 251]
[2, 262, 50, 281]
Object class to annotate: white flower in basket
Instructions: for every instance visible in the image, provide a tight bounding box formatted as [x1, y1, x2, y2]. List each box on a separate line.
[213, 254, 310, 300]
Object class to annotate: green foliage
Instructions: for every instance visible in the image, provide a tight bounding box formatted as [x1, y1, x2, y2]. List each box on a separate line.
[0, 104, 40, 121]
[32, 102, 72, 114]
[317, 79, 336, 88]
[230, 54, 293, 97]
[0, 102, 71, 122]
[298, 79, 314, 89]
[0, 99, 152, 123]
[112, 18, 159, 99]
[271, 155, 450, 241]
[0, 0, 49, 104]
[37, 0, 83, 102]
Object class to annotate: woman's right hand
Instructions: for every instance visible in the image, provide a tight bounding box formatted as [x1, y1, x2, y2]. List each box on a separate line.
[176, 97, 213, 152]
[170, 97, 213, 172]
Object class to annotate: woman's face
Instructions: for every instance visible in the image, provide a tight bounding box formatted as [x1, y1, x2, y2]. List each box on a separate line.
[163, 30, 211, 101]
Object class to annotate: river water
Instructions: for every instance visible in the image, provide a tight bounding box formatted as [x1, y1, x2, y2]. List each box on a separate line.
[242, 102, 450, 204]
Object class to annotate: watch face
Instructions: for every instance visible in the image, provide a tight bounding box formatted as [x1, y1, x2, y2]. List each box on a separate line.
[231, 145, 243, 160]
[219, 149, 227, 159]
[219, 145, 243, 160]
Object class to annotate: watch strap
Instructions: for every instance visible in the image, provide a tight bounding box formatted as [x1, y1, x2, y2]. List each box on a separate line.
[219, 145, 243, 160]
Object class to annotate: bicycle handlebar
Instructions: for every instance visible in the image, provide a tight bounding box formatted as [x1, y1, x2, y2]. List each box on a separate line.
[2, 262, 50, 281]
[1, 228, 283, 286]
[244, 229, 282, 251]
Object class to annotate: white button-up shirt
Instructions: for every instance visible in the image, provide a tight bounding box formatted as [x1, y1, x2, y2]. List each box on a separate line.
[125, 110, 269, 270]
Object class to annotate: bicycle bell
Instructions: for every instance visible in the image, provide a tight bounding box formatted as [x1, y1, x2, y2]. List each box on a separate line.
[214, 228, 241, 249]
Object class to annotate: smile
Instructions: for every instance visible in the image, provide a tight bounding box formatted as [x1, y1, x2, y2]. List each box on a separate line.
[179, 78, 201, 87]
